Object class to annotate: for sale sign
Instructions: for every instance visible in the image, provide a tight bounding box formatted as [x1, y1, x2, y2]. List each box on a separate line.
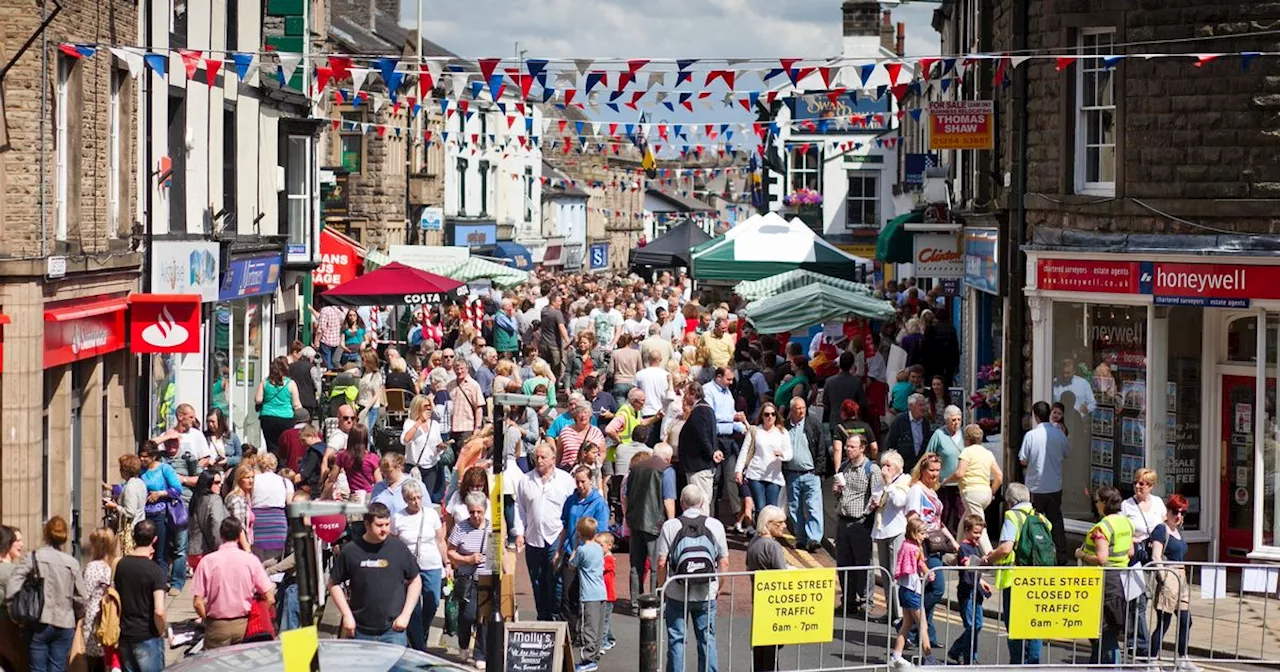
[928, 100, 995, 150]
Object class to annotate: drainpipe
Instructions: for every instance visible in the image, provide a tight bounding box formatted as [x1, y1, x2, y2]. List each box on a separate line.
[1005, 0, 1030, 472]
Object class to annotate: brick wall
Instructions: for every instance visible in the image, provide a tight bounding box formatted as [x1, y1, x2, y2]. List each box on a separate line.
[0, 0, 139, 258]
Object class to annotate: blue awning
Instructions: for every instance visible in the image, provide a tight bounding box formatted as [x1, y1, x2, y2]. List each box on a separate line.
[489, 241, 532, 270]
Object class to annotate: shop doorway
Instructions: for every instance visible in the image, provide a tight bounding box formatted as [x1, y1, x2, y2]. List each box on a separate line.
[1220, 373, 1271, 561]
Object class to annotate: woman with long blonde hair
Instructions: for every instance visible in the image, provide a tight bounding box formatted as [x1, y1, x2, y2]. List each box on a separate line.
[225, 462, 258, 547]
[82, 527, 119, 671]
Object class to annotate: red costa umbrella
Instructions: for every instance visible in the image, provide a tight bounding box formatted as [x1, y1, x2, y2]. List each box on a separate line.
[320, 262, 467, 307]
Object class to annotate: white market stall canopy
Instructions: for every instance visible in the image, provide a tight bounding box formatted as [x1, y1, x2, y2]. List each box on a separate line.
[690, 212, 873, 282]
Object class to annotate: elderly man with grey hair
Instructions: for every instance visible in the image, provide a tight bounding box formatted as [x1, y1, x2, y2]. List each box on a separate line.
[984, 482, 1049, 664]
[925, 404, 965, 532]
[884, 392, 932, 473]
[657, 484, 729, 672]
[474, 346, 499, 400]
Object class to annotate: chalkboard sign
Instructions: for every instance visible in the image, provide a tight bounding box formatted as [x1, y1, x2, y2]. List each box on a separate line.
[504, 622, 569, 672]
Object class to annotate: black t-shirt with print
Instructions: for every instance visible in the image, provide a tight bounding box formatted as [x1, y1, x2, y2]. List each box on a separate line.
[331, 535, 419, 635]
[115, 555, 169, 643]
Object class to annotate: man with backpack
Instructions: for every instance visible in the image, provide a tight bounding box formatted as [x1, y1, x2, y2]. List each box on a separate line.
[657, 485, 730, 672]
[734, 347, 770, 423]
[985, 482, 1055, 664]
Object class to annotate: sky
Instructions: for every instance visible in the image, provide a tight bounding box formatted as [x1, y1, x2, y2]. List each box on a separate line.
[402, 0, 941, 61]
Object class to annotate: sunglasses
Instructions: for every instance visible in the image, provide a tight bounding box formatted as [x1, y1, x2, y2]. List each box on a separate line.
[443, 355, 455, 359]
[761, 412, 776, 417]
[340, 415, 355, 420]
[1172, 509, 1186, 516]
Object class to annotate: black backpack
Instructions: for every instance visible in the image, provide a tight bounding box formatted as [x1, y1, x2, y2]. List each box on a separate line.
[734, 368, 762, 418]
[669, 516, 719, 584]
[8, 556, 44, 626]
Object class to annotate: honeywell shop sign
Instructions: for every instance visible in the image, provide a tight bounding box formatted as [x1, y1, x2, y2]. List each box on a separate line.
[913, 233, 964, 279]
[928, 100, 994, 150]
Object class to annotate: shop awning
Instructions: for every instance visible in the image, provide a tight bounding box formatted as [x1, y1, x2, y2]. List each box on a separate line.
[734, 269, 881, 303]
[742, 282, 899, 333]
[44, 297, 129, 322]
[0, 313, 10, 325]
[542, 244, 564, 267]
[876, 210, 924, 263]
[490, 241, 533, 270]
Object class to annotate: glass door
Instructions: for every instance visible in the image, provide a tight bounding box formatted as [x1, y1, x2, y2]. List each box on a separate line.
[1221, 374, 1268, 560]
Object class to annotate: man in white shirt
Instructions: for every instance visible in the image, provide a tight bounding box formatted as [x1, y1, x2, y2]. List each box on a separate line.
[1051, 357, 1097, 416]
[666, 295, 686, 336]
[514, 443, 577, 621]
[634, 350, 671, 418]
[589, 297, 624, 348]
[325, 405, 356, 497]
[1018, 401, 1070, 564]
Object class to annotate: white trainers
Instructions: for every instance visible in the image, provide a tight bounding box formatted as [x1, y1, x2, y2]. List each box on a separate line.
[1175, 661, 1203, 672]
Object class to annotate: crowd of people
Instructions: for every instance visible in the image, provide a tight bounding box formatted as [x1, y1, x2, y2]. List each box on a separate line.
[0, 268, 1198, 672]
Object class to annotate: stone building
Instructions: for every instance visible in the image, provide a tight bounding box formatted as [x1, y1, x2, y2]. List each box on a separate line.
[0, 0, 141, 549]
[931, 0, 1280, 560]
[548, 156, 646, 273]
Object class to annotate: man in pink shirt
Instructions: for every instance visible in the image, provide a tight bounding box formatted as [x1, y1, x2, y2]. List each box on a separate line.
[192, 517, 276, 649]
[448, 359, 485, 444]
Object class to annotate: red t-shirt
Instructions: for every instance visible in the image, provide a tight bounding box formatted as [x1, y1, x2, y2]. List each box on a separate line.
[276, 427, 307, 472]
[336, 450, 381, 493]
[603, 553, 616, 602]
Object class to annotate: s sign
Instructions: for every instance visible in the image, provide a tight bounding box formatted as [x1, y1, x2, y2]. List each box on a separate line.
[912, 233, 964, 279]
[129, 295, 202, 354]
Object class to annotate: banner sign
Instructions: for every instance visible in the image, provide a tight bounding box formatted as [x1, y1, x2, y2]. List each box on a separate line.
[928, 100, 995, 150]
[151, 240, 220, 303]
[904, 153, 938, 186]
[219, 254, 282, 301]
[787, 95, 892, 133]
[1008, 567, 1104, 640]
[912, 233, 964, 278]
[451, 223, 497, 247]
[312, 229, 363, 287]
[1036, 259, 1140, 293]
[1037, 259, 1280, 304]
[44, 301, 128, 368]
[963, 227, 1000, 295]
[129, 294, 202, 354]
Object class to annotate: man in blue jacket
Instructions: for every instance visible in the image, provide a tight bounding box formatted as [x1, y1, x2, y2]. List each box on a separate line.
[554, 465, 610, 646]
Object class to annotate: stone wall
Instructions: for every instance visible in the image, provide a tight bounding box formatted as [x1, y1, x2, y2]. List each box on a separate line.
[0, 0, 139, 258]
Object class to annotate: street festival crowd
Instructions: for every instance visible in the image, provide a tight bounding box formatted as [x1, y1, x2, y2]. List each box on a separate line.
[0, 269, 1202, 672]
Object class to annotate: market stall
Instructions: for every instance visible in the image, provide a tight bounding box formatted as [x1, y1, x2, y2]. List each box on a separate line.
[322, 262, 467, 307]
[734, 268, 880, 303]
[691, 212, 873, 282]
[628, 219, 712, 270]
[740, 280, 897, 334]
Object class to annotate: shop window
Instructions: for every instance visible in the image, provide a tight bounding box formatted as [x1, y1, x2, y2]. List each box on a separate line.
[1225, 314, 1280, 365]
[1051, 301, 1147, 523]
[1075, 28, 1117, 196]
[1161, 306, 1203, 530]
[788, 144, 822, 193]
[845, 171, 879, 229]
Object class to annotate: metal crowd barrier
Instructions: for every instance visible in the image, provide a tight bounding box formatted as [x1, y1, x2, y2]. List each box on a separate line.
[651, 561, 1280, 670]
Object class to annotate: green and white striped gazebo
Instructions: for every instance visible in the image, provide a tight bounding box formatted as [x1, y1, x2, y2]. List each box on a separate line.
[690, 212, 873, 282]
[734, 268, 880, 302]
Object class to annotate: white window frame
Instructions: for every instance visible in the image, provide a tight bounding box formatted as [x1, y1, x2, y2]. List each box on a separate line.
[845, 170, 879, 229]
[285, 135, 311, 246]
[787, 144, 822, 193]
[1074, 27, 1117, 196]
[107, 69, 123, 238]
[55, 55, 71, 242]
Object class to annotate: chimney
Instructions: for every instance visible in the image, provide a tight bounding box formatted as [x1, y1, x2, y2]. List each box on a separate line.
[880, 11, 895, 53]
[842, 0, 883, 58]
[368, 0, 376, 31]
[897, 22, 905, 57]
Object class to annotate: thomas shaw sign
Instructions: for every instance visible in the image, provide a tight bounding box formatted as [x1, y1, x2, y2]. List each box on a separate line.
[928, 100, 995, 150]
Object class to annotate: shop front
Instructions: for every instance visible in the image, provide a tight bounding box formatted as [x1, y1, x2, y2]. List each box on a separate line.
[1027, 251, 1280, 561]
[212, 253, 283, 447]
[147, 241, 221, 433]
[962, 228, 1002, 434]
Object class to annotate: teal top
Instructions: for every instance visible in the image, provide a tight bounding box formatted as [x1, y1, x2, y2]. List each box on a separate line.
[261, 378, 295, 419]
[926, 428, 963, 483]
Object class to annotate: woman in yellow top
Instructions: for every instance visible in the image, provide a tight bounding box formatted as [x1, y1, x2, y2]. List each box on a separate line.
[1076, 486, 1134, 666]
[947, 424, 1003, 553]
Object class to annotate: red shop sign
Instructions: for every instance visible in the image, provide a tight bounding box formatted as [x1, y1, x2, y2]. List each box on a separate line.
[129, 294, 202, 354]
[1150, 262, 1280, 300]
[1036, 259, 1140, 294]
[312, 228, 364, 287]
[44, 297, 129, 368]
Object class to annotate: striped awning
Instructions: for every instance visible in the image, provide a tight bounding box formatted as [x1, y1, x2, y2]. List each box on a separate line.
[734, 269, 880, 303]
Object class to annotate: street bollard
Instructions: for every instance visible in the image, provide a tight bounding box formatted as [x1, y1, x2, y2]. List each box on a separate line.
[638, 593, 660, 670]
[486, 584, 505, 668]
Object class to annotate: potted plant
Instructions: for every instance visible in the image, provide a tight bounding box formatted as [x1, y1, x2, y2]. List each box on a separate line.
[969, 360, 1002, 437]
[784, 188, 824, 232]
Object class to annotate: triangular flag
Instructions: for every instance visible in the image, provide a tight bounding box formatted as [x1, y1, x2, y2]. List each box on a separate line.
[278, 53, 302, 86]
[909, 108, 923, 122]
[555, 71, 577, 87]
[677, 59, 698, 71]
[178, 49, 201, 80]
[525, 58, 548, 81]
[377, 57, 403, 93]
[627, 59, 648, 74]
[645, 71, 666, 90]
[205, 58, 223, 84]
[469, 80, 483, 99]
[418, 64, 434, 98]
[585, 71, 605, 94]
[574, 59, 594, 76]
[858, 63, 876, 87]
[231, 52, 255, 80]
[1194, 53, 1222, 67]
[351, 67, 371, 92]
[818, 66, 836, 89]
[328, 55, 353, 81]
[918, 58, 938, 82]
[450, 74, 468, 101]
[1242, 52, 1260, 72]
[885, 62, 903, 85]
[477, 58, 501, 82]
[109, 47, 143, 78]
[487, 73, 504, 100]
[1055, 56, 1076, 71]
[1102, 55, 1125, 69]
[675, 70, 692, 86]
[143, 52, 167, 77]
[1010, 56, 1031, 68]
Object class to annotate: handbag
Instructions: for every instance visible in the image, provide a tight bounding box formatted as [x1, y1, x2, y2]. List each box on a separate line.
[166, 496, 189, 529]
[926, 529, 957, 556]
[244, 594, 277, 642]
[8, 555, 44, 625]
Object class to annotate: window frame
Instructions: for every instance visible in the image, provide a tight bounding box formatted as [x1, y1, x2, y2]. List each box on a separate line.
[55, 54, 72, 242]
[479, 159, 490, 216]
[844, 170, 879, 230]
[107, 68, 124, 238]
[338, 109, 365, 174]
[524, 166, 534, 223]
[284, 135, 311, 246]
[1074, 27, 1117, 197]
[787, 144, 822, 194]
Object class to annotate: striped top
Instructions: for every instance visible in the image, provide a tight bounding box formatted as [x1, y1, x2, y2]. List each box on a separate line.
[447, 518, 491, 577]
[558, 423, 605, 468]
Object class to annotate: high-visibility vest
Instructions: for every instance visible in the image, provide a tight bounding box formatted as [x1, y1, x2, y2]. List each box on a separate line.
[1082, 513, 1134, 568]
[994, 506, 1049, 590]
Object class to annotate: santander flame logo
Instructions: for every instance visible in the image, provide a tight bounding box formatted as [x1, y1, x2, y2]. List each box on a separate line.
[140, 305, 190, 349]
